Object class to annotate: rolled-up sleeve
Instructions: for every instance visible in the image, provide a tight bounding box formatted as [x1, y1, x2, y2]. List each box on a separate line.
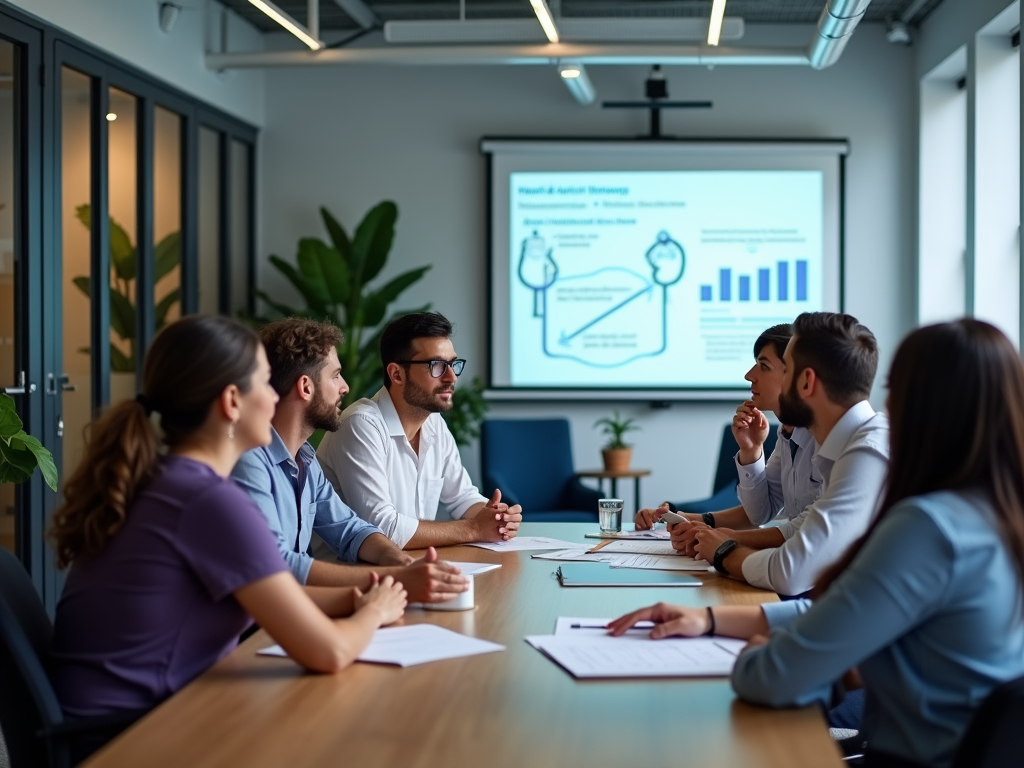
[437, 425, 487, 520]
[318, 415, 420, 549]
[309, 464, 378, 562]
[736, 442, 785, 527]
[740, 446, 888, 595]
[732, 505, 954, 708]
[231, 450, 313, 584]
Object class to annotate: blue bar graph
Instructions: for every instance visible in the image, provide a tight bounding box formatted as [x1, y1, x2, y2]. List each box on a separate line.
[739, 275, 751, 301]
[796, 260, 808, 301]
[778, 261, 789, 301]
[720, 269, 731, 301]
[758, 269, 770, 301]
[700, 285, 712, 301]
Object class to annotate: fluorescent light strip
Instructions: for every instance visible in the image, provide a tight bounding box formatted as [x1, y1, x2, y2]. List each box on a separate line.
[530, 0, 560, 43]
[708, 0, 727, 46]
[248, 0, 324, 50]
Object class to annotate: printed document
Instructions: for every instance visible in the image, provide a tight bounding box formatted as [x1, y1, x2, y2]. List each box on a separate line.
[446, 561, 502, 575]
[532, 548, 711, 571]
[258, 624, 505, 667]
[467, 536, 581, 551]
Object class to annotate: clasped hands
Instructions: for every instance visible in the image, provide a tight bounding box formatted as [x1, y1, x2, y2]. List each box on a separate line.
[669, 518, 736, 562]
[478, 488, 522, 542]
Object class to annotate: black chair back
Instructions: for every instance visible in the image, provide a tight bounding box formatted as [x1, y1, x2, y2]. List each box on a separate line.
[0, 548, 69, 768]
[950, 674, 1024, 768]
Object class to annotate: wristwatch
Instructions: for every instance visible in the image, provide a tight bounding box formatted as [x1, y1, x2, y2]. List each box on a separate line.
[701, 512, 716, 528]
[713, 539, 739, 576]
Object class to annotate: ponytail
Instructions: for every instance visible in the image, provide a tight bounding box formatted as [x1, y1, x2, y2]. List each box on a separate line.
[50, 398, 160, 569]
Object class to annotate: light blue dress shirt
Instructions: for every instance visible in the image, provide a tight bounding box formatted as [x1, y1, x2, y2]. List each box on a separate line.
[732, 489, 1024, 767]
[232, 428, 379, 584]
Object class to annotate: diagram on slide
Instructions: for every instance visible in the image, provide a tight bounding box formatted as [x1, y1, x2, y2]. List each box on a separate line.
[517, 230, 685, 368]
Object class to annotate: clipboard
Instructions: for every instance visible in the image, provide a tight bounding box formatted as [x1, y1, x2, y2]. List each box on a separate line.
[555, 564, 702, 587]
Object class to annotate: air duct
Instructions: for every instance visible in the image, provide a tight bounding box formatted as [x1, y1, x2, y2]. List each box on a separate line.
[806, 0, 873, 69]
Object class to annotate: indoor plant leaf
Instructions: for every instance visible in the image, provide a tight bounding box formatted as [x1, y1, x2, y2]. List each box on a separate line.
[0, 436, 36, 482]
[72, 276, 92, 299]
[154, 231, 181, 283]
[309, 237, 351, 305]
[110, 343, 133, 373]
[351, 201, 397, 286]
[109, 287, 136, 342]
[0, 394, 24, 439]
[11, 434, 58, 491]
[296, 238, 335, 306]
[320, 207, 353, 266]
[109, 219, 136, 281]
[366, 266, 431, 309]
[155, 288, 181, 329]
[268, 255, 326, 315]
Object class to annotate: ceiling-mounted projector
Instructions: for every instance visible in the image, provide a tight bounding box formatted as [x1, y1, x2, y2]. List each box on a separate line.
[383, 17, 745, 45]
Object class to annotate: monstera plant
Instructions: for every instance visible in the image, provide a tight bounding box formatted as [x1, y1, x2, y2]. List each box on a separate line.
[73, 204, 181, 372]
[251, 202, 430, 408]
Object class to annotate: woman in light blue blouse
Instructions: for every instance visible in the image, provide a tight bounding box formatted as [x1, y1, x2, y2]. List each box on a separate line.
[609, 319, 1024, 768]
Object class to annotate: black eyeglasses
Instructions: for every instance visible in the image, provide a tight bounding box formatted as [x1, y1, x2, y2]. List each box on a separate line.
[397, 358, 467, 378]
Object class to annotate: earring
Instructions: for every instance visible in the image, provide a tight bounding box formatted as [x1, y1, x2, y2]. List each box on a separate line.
[228, 419, 237, 440]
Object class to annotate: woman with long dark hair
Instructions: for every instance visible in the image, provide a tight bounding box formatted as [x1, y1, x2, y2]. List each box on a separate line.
[50, 316, 406, 724]
[608, 319, 1024, 768]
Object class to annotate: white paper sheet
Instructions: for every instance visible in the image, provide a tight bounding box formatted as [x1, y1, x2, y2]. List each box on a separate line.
[597, 541, 677, 555]
[532, 549, 712, 571]
[524, 633, 746, 678]
[553, 616, 655, 636]
[446, 561, 502, 575]
[466, 536, 581, 551]
[584, 530, 671, 540]
[257, 624, 505, 667]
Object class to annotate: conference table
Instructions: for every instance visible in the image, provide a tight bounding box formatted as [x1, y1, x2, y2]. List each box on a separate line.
[83, 523, 843, 768]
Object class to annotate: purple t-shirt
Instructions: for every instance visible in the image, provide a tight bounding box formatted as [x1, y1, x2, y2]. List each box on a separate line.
[51, 455, 288, 718]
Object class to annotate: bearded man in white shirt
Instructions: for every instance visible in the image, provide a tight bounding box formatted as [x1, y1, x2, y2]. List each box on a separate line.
[678, 311, 889, 598]
[318, 312, 522, 549]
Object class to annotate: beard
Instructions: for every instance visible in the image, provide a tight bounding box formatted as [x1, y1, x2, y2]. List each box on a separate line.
[777, 376, 815, 429]
[306, 386, 343, 432]
[404, 376, 454, 414]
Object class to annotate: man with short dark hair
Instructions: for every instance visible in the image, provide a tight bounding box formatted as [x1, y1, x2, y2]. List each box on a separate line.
[232, 317, 469, 603]
[318, 312, 522, 549]
[678, 311, 889, 597]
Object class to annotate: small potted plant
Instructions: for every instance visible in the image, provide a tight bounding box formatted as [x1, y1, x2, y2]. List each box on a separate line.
[594, 410, 640, 473]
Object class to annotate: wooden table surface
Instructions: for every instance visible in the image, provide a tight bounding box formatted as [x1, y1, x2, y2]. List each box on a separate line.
[83, 523, 843, 768]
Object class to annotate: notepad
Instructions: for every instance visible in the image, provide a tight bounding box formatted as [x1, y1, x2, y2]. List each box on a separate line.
[555, 563, 702, 587]
[257, 624, 505, 667]
[524, 633, 745, 678]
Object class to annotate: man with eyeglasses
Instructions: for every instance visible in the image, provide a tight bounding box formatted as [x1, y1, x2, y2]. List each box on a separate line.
[318, 311, 523, 549]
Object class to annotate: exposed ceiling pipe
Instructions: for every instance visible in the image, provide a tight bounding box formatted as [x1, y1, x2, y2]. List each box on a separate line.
[205, 43, 809, 69]
[806, 0, 873, 69]
[331, 0, 378, 29]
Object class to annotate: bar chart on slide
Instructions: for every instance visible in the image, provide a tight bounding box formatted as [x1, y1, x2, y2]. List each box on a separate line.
[700, 260, 808, 303]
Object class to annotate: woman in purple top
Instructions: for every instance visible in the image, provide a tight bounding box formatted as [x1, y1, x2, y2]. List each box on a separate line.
[49, 315, 407, 726]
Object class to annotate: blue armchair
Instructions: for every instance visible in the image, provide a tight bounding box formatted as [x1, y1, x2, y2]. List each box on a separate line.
[674, 424, 780, 514]
[480, 419, 601, 522]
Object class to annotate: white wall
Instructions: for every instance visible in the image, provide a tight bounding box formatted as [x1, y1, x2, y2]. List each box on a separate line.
[258, 23, 916, 507]
[6, 0, 265, 126]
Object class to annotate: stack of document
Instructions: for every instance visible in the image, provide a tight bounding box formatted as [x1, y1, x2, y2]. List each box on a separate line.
[526, 617, 745, 678]
[532, 548, 712, 572]
[584, 529, 671, 540]
[258, 624, 505, 667]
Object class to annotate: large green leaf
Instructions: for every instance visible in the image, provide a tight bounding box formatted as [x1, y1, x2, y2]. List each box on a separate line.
[77, 204, 136, 281]
[366, 266, 431, 310]
[72, 276, 91, 299]
[154, 231, 181, 282]
[0, 394, 24, 439]
[352, 201, 398, 285]
[320, 207, 353, 266]
[11, 434, 57, 491]
[255, 290, 312, 321]
[155, 288, 181, 330]
[109, 286, 136, 341]
[268, 255, 326, 315]
[110, 343, 133, 373]
[297, 238, 349, 306]
[0, 436, 35, 484]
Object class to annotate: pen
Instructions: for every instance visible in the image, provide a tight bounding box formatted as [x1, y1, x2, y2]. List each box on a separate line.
[570, 621, 656, 629]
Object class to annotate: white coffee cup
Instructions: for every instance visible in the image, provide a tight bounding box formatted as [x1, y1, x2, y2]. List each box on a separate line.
[423, 575, 475, 611]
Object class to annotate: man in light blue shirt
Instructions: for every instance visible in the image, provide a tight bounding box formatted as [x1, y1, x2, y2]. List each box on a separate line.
[233, 318, 469, 603]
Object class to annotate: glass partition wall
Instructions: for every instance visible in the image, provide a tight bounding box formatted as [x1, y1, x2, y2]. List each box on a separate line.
[0, 2, 257, 608]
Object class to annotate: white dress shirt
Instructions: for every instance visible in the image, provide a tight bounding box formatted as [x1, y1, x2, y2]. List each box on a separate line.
[740, 400, 889, 596]
[735, 425, 823, 535]
[317, 387, 487, 548]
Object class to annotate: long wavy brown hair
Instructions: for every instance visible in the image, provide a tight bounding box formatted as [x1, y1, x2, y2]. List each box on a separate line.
[49, 315, 261, 569]
[815, 319, 1024, 595]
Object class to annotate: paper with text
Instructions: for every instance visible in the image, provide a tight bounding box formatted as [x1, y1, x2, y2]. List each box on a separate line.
[532, 549, 711, 571]
[467, 536, 581, 551]
[446, 561, 502, 575]
[584, 530, 671, 540]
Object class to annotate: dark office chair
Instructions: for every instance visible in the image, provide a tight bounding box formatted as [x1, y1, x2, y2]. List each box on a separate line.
[480, 419, 601, 522]
[949, 674, 1024, 768]
[0, 549, 143, 767]
[673, 424, 779, 514]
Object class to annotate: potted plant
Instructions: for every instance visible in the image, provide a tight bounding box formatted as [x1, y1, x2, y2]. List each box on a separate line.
[594, 410, 640, 473]
[0, 394, 57, 490]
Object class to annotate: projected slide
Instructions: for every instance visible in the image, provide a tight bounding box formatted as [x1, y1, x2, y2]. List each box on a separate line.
[508, 170, 823, 388]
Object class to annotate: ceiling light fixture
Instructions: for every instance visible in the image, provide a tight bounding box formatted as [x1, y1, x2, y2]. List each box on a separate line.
[248, 0, 324, 50]
[106, 113, 117, 121]
[530, 0, 560, 44]
[707, 0, 727, 46]
[558, 61, 595, 104]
